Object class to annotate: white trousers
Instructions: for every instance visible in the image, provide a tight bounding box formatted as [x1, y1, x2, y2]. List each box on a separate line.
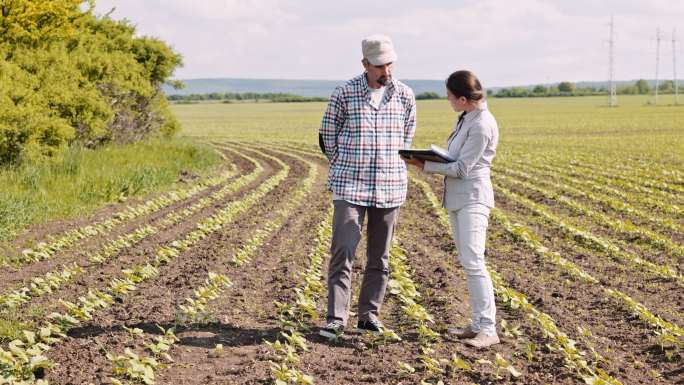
[448, 203, 496, 335]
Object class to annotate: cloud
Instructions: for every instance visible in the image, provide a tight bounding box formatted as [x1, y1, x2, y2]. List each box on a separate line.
[94, 0, 684, 86]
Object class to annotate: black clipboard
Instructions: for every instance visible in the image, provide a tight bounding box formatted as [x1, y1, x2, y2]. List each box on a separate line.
[399, 145, 454, 163]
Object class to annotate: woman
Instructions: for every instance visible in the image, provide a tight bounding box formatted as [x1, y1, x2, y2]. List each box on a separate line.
[405, 70, 499, 348]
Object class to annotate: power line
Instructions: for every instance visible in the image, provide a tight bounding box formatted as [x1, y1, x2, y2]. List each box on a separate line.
[655, 27, 661, 105]
[608, 15, 617, 107]
[674, 28, 679, 105]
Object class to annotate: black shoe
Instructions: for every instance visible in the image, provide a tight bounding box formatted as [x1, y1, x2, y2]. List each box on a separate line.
[319, 321, 344, 340]
[357, 319, 384, 334]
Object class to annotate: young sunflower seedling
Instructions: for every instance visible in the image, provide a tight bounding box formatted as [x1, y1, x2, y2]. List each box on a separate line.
[123, 326, 144, 338]
[448, 352, 471, 377]
[108, 348, 160, 385]
[501, 319, 523, 338]
[397, 361, 416, 375]
[208, 343, 224, 358]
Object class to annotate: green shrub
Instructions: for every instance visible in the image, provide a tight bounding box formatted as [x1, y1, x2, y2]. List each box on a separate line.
[0, 0, 182, 165]
[415, 92, 441, 100]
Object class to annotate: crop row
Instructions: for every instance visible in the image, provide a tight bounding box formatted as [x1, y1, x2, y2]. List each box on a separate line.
[276, 146, 535, 381]
[168, 146, 324, 383]
[0, 151, 290, 383]
[177, 149, 318, 323]
[176, 272, 234, 324]
[272, 146, 520, 381]
[13, 162, 239, 266]
[89, 148, 234, 385]
[410, 175, 623, 385]
[231, 149, 318, 266]
[498, 165, 683, 234]
[506, 158, 683, 207]
[267, 207, 332, 385]
[0, 148, 263, 311]
[512, 160, 683, 217]
[508, 153, 684, 197]
[272, 146, 560, 385]
[493, 173, 684, 259]
[273, 146, 531, 382]
[107, 325, 180, 385]
[108, 147, 318, 384]
[490, 209, 683, 356]
[560, 156, 684, 193]
[493, 185, 683, 283]
[555, 153, 683, 185]
[607, 161, 684, 186]
[387, 243, 502, 383]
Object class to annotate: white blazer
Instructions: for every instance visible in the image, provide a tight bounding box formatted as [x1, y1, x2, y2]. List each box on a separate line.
[423, 105, 499, 210]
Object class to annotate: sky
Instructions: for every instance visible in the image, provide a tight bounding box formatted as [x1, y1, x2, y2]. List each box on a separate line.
[94, 0, 684, 87]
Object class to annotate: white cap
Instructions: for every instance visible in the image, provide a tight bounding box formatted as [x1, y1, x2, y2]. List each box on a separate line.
[362, 34, 397, 65]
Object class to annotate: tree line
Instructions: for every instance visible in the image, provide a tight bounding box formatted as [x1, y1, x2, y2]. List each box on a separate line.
[169, 91, 443, 102]
[168, 92, 328, 103]
[492, 79, 680, 98]
[167, 79, 683, 106]
[412, 80, 681, 99]
[0, 0, 182, 165]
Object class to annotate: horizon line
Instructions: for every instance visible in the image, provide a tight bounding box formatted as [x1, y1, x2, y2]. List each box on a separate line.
[170, 77, 675, 89]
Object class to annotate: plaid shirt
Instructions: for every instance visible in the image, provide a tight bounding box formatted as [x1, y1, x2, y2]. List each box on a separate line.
[319, 73, 416, 207]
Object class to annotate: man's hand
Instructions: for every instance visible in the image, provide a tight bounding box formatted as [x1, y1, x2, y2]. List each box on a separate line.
[401, 155, 425, 170]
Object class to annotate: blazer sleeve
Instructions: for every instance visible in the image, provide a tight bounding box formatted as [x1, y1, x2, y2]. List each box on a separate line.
[423, 122, 492, 178]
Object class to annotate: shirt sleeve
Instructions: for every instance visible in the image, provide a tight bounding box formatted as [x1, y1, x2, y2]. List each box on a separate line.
[424, 123, 491, 178]
[403, 91, 417, 148]
[319, 87, 345, 161]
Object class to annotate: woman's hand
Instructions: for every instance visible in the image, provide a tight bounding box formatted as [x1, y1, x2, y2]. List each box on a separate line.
[401, 155, 425, 170]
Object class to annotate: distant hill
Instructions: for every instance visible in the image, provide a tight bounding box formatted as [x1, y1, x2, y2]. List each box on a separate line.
[162, 78, 670, 98]
[163, 78, 448, 97]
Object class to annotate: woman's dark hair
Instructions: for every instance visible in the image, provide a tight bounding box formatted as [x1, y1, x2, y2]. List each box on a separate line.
[446, 70, 484, 101]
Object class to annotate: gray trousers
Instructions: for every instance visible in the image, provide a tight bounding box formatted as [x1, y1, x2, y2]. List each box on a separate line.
[326, 200, 399, 325]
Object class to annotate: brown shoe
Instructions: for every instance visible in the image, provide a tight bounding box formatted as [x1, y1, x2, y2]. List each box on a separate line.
[447, 326, 478, 339]
[463, 331, 500, 348]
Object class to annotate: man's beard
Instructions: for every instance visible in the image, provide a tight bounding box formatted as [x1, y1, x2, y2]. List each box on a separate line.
[377, 76, 389, 85]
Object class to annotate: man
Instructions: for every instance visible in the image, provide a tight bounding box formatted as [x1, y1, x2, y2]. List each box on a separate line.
[318, 34, 416, 339]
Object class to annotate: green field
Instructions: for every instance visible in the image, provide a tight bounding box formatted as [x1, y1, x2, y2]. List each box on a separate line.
[1, 94, 683, 384]
[174, 94, 684, 166]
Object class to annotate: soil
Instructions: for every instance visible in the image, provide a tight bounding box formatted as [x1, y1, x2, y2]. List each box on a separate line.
[0, 146, 251, 292]
[493, 188, 684, 327]
[2, 147, 682, 385]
